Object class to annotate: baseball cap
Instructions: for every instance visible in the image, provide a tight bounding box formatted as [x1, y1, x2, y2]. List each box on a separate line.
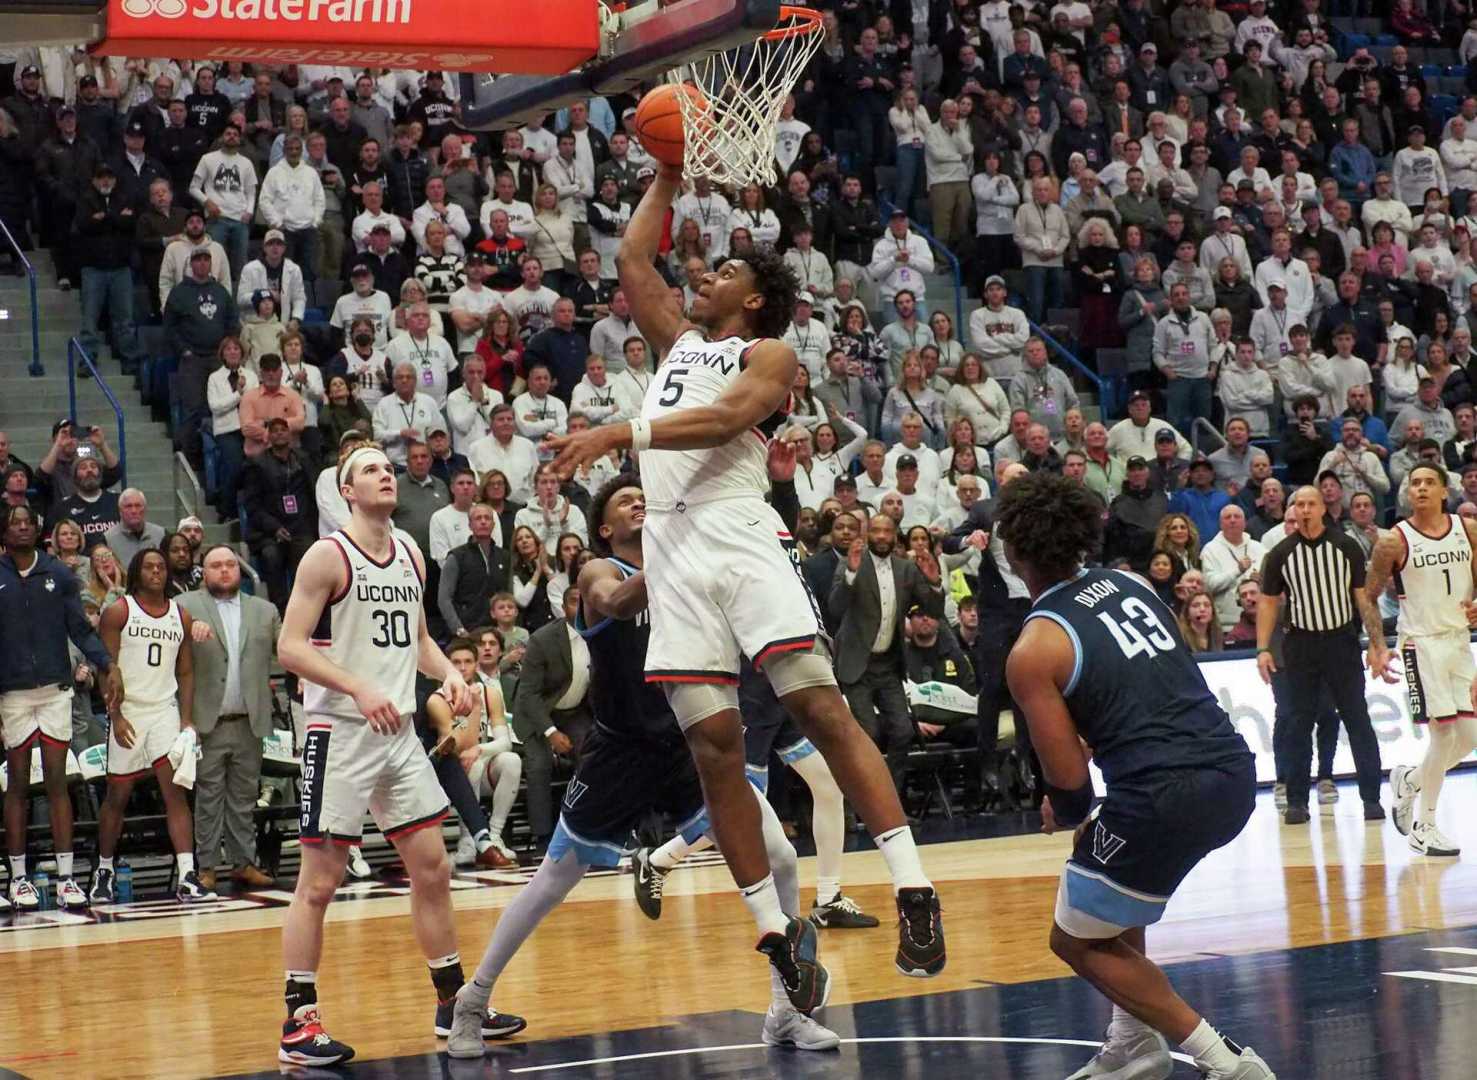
[339, 427, 372, 447]
[427, 422, 449, 437]
[906, 602, 934, 619]
[797, 291, 815, 306]
[1154, 428, 1177, 444]
[51, 418, 75, 437]
[1265, 276, 1287, 291]
[57, 105, 75, 118]
[125, 119, 146, 137]
[1212, 206, 1233, 221]
[1236, 179, 1256, 192]
[1140, 42, 1157, 54]
[189, 246, 213, 260]
[833, 474, 857, 489]
[251, 289, 273, 308]
[370, 222, 392, 234]
[1128, 389, 1151, 404]
[263, 228, 286, 245]
[984, 274, 1006, 288]
[1409, 124, 1426, 136]
[1189, 454, 1214, 471]
[888, 207, 908, 218]
[1126, 455, 1149, 469]
[637, 165, 656, 179]
[896, 454, 919, 470]
[177, 515, 203, 530]
[622, 106, 637, 119]
[94, 162, 115, 178]
[350, 262, 373, 276]
[19, 66, 39, 78]
[463, 250, 486, 265]
[79, 74, 98, 88]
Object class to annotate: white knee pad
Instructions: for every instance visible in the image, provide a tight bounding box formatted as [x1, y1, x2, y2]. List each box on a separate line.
[764, 645, 838, 697]
[663, 681, 740, 731]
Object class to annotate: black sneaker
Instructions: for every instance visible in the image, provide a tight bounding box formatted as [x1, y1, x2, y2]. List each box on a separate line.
[176, 869, 216, 903]
[811, 893, 880, 929]
[1285, 806, 1311, 825]
[435, 997, 527, 1039]
[756, 916, 830, 1015]
[632, 847, 666, 921]
[895, 887, 946, 977]
[89, 867, 115, 904]
[1362, 801, 1385, 822]
[279, 1006, 355, 1066]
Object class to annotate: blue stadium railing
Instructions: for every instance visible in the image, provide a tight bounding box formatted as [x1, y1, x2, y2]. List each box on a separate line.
[67, 337, 128, 486]
[1026, 318, 1116, 420]
[0, 218, 44, 377]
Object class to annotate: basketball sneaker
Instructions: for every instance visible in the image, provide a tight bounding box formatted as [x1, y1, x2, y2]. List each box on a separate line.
[279, 1005, 356, 1066]
[1410, 820, 1460, 857]
[453, 832, 477, 867]
[8, 876, 40, 911]
[761, 1004, 841, 1051]
[1272, 783, 1287, 810]
[56, 878, 88, 909]
[88, 867, 115, 904]
[1065, 1028, 1172, 1080]
[176, 870, 216, 903]
[756, 916, 830, 1015]
[444, 984, 528, 1059]
[436, 996, 526, 1041]
[811, 893, 880, 929]
[346, 847, 372, 879]
[1197, 1042, 1276, 1079]
[895, 886, 946, 977]
[1389, 764, 1419, 837]
[1317, 779, 1339, 805]
[632, 847, 667, 921]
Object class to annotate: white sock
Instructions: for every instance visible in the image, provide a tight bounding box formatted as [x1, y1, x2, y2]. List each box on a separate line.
[57, 852, 73, 878]
[769, 966, 791, 1011]
[1108, 1004, 1152, 1039]
[651, 834, 693, 871]
[1181, 1019, 1239, 1071]
[874, 826, 930, 892]
[815, 877, 841, 907]
[97, 855, 115, 872]
[176, 852, 195, 876]
[739, 874, 790, 936]
[473, 828, 494, 854]
[8, 855, 24, 879]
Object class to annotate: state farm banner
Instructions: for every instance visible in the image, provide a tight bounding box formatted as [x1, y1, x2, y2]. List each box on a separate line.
[95, 0, 600, 74]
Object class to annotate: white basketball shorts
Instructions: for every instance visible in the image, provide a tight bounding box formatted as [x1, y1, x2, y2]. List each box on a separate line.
[0, 685, 74, 751]
[298, 714, 449, 845]
[1401, 629, 1477, 723]
[642, 497, 827, 686]
[107, 701, 181, 778]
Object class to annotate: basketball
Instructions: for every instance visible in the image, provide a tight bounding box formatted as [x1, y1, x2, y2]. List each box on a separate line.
[634, 83, 706, 168]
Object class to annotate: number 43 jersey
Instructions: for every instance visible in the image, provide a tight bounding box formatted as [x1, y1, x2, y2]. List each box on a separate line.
[1025, 568, 1250, 786]
[304, 530, 425, 722]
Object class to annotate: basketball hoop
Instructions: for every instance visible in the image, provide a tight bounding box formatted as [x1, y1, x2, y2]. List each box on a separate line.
[663, 4, 823, 188]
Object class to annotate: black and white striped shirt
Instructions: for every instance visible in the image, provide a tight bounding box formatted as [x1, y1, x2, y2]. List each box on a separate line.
[1261, 528, 1365, 633]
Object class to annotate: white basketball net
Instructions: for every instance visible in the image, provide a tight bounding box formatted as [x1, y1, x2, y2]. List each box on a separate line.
[663, 7, 823, 189]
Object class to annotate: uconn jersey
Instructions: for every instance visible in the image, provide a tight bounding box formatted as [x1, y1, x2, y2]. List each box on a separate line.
[118, 597, 186, 711]
[639, 329, 789, 510]
[1392, 516, 1477, 722]
[304, 531, 425, 722]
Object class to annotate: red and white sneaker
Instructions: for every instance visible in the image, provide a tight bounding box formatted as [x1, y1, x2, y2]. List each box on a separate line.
[279, 1006, 356, 1066]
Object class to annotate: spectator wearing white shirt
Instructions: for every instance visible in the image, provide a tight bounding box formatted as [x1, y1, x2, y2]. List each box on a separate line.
[236, 230, 307, 324]
[350, 180, 405, 252]
[609, 338, 653, 422]
[589, 288, 642, 372]
[1200, 504, 1266, 631]
[1107, 391, 1192, 461]
[891, 455, 937, 529]
[854, 440, 891, 505]
[1198, 207, 1253, 279]
[1318, 416, 1391, 504]
[782, 292, 830, 378]
[412, 175, 472, 256]
[371, 362, 443, 467]
[278, 329, 326, 463]
[570, 355, 619, 426]
[726, 183, 782, 249]
[869, 210, 936, 313]
[502, 258, 562, 342]
[429, 467, 477, 566]
[480, 171, 536, 241]
[189, 124, 258, 278]
[385, 302, 457, 408]
[160, 212, 231, 309]
[1408, 224, 1457, 285]
[1225, 146, 1274, 199]
[511, 362, 568, 444]
[543, 132, 594, 231]
[257, 135, 325, 282]
[1362, 174, 1415, 243]
[468, 405, 540, 502]
[206, 347, 258, 514]
[1441, 117, 1477, 212]
[514, 466, 589, 554]
[1393, 126, 1448, 212]
[447, 253, 502, 356]
[1254, 232, 1314, 325]
[671, 177, 732, 262]
[883, 422, 943, 492]
[519, 117, 558, 165]
[334, 314, 392, 410]
[445, 354, 503, 456]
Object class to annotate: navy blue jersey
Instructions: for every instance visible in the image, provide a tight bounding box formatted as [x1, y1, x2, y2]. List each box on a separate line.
[575, 556, 678, 737]
[1026, 568, 1250, 786]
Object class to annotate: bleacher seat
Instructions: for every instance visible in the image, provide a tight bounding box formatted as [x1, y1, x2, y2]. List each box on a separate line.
[1423, 64, 1445, 79]
[1371, 46, 1395, 65]
[1448, 65, 1469, 78]
[1432, 95, 1461, 126]
[1428, 48, 1459, 66]
[1440, 76, 1467, 96]
[1338, 33, 1370, 60]
[1352, 18, 1384, 36]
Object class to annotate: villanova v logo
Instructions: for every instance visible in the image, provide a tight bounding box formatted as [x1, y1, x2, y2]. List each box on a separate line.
[1092, 820, 1126, 865]
[563, 778, 589, 810]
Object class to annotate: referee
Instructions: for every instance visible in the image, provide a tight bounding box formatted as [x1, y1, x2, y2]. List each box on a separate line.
[1256, 486, 1392, 825]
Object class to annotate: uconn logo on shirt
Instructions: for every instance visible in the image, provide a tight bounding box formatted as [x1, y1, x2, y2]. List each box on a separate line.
[125, 621, 184, 644]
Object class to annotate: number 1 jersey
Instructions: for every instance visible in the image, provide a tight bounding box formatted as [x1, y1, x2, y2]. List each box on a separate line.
[304, 530, 425, 722]
[1025, 568, 1250, 786]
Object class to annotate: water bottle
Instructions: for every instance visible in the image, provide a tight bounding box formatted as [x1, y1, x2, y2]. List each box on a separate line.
[32, 871, 50, 912]
[115, 863, 133, 903]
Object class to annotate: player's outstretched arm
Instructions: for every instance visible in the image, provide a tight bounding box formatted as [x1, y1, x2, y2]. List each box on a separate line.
[278, 540, 400, 733]
[545, 339, 798, 475]
[1005, 619, 1091, 827]
[578, 558, 647, 621]
[617, 162, 690, 357]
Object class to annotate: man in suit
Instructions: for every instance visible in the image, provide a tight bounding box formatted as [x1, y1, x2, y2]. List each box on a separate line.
[804, 506, 861, 636]
[829, 512, 946, 793]
[178, 544, 282, 892]
[511, 587, 593, 845]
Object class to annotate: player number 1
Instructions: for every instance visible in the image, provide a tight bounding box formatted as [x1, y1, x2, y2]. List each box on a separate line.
[1444, 568, 1453, 595]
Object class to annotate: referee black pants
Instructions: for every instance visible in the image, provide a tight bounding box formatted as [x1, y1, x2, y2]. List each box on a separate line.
[1282, 629, 1383, 808]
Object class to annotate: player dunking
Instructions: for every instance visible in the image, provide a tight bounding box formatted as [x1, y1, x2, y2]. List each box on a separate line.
[274, 444, 520, 1066]
[999, 473, 1274, 1080]
[1369, 463, 1477, 857]
[93, 548, 212, 904]
[549, 162, 943, 983]
[449, 474, 840, 1056]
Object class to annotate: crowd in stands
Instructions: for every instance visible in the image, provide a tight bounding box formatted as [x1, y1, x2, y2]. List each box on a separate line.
[0, 0, 1471, 853]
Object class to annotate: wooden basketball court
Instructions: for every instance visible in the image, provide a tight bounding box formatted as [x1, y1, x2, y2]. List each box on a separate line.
[3, 775, 1477, 1078]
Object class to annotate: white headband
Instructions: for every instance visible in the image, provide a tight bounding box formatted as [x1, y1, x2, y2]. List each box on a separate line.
[338, 446, 391, 489]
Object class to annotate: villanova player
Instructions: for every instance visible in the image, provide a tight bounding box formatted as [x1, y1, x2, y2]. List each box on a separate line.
[448, 474, 839, 1056]
[547, 160, 943, 984]
[997, 473, 1274, 1080]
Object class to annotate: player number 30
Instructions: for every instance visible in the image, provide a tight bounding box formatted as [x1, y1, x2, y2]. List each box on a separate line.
[370, 609, 413, 648]
[1097, 597, 1176, 661]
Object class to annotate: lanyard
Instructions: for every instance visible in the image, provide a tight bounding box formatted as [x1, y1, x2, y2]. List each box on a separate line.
[399, 398, 417, 429]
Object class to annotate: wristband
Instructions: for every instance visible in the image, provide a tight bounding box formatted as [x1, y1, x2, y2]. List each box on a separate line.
[629, 418, 652, 453]
[1256, 647, 1271, 655]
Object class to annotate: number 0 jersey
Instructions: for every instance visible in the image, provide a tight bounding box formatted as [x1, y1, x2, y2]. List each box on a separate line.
[118, 596, 186, 710]
[1026, 568, 1250, 786]
[639, 329, 789, 511]
[304, 530, 425, 722]
[1393, 515, 1474, 639]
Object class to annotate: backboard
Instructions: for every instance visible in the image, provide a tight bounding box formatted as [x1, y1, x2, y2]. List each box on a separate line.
[457, 0, 787, 131]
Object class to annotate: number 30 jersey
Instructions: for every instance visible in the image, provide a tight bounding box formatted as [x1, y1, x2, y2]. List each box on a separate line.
[639, 329, 790, 511]
[304, 530, 424, 722]
[1025, 568, 1250, 786]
